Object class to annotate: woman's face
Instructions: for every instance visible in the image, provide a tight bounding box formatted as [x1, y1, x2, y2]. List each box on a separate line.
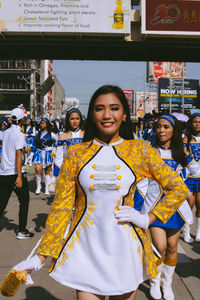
[192, 116, 200, 135]
[92, 92, 126, 142]
[26, 119, 31, 126]
[1, 123, 6, 130]
[40, 120, 47, 130]
[69, 112, 81, 130]
[156, 118, 173, 147]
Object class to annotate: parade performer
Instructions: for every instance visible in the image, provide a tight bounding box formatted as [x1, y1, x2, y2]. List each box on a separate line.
[32, 118, 57, 196]
[53, 108, 84, 179]
[141, 114, 200, 300]
[23, 118, 36, 167]
[183, 113, 200, 243]
[10, 86, 188, 300]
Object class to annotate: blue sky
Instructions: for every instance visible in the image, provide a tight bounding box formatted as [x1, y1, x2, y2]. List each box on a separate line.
[52, 60, 200, 116]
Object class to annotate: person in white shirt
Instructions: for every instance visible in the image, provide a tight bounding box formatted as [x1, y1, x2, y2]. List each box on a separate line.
[0, 108, 33, 239]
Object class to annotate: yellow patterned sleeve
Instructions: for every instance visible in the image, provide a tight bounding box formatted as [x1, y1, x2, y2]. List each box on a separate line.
[37, 146, 77, 258]
[141, 142, 189, 223]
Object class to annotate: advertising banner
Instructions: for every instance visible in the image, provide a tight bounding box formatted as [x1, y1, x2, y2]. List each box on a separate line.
[147, 62, 186, 83]
[123, 89, 134, 112]
[158, 78, 199, 112]
[142, 0, 200, 36]
[136, 92, 157, 118]
[0, 0, 130, 34]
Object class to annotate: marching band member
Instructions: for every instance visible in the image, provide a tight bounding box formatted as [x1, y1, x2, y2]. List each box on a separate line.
[142, 114, 200, 300]
[32, 118, 57, 196]
[11, 86, 188, 300]
[23, 118, 36, 167]
[183, 113, 200, 243]
[53, 108, 84, 179]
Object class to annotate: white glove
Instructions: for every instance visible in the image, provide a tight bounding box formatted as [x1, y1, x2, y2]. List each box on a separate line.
[13, 255, 44, 285]
[115, 206, 149, 229]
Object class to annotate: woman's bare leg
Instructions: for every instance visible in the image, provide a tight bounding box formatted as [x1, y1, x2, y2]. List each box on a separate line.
[76, 291, 105, 300]
[166, 229, 181, 259]
[150, 226, 167, 257]
[110, 290, 137, 300]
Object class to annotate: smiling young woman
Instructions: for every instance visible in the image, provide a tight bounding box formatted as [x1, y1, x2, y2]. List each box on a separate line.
[10, 86, 189, 300]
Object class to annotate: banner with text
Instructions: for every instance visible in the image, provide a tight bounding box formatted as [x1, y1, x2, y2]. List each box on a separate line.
[0, 0, 130, 33]
[158, 78, 199, 113]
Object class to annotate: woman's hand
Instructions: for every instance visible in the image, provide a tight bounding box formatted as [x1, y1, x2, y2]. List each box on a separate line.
[13, 254, 46, 272]
[115, 206, 149, 229]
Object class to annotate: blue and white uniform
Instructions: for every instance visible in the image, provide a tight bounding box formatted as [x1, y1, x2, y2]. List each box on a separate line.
[142, 146, 200, 229]
[53, 129, 82, 176]
[32, 130, 57, 168]
[184, 135, 200, 192]
[24, 125, 36, 149]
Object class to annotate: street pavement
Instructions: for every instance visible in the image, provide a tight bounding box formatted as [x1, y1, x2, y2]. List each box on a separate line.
[0, 169, 199, 300]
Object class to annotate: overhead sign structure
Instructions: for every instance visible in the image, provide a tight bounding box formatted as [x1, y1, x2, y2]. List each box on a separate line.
[142, 0, 200, 36]
[0, 0, 130, 34]
[37, 75, 55, 96]
[158, 78, 199, 113]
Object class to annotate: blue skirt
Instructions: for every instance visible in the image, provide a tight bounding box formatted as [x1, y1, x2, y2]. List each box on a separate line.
[32, 149, 53, 168]
[185, 177, 200, 192]
[150, 211, 184, 230]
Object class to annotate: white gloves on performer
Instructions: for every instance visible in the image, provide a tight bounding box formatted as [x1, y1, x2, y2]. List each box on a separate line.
[115, 206, 149, 230]
[13, 255, 44, 285]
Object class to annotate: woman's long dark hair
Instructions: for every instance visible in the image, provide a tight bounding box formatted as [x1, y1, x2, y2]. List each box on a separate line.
[83, 85, 134, 142]
[36, 119, 52, 146]
[65, 108, 84, 132]
[155, 117, 187, 167]
[185, 114, 200, 148]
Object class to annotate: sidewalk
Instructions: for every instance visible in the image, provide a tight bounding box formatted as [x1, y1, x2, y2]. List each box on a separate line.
[0, 170, 199, 299]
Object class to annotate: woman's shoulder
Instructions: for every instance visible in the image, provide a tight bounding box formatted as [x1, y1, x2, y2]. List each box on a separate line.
[67, 140, 91, 151]
[58, 132, 71, 140]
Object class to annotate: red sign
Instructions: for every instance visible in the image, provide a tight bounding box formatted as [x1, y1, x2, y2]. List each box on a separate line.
[154, 65, 164, 78]
[123, 90, 134, 112]
[143, 0, 200, 34]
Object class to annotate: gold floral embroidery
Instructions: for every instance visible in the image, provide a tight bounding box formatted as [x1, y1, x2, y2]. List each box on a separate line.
[137, 244, 143, 261]
[54, 198, 98, 271]
[122, 223, 137, 241]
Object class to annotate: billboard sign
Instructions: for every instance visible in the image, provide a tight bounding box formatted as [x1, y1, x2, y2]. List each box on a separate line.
[0, 0, 130, 34]
[142, 0, 200, 36]
[123, 89, 134, 112]
[158, 78, 199, 112]
[147, 62, 186, 83]
[136, 92, 158, 118]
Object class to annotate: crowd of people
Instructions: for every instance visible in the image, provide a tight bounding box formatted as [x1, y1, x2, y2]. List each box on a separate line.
[0, 86, 199, 300]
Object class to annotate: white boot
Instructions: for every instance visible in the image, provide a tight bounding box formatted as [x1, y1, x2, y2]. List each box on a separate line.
[35, 175, 41, 195]
[45, 175, 51, 196]
[182, 223, 194, 243]
[150, 263, 163, 299]
[48, 175, 56, 193]
[162, 264, 176, 300]
[195, 217, 200, 242]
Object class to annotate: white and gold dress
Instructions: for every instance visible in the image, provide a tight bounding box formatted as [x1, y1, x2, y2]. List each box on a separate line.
[38, 137, 188, 295]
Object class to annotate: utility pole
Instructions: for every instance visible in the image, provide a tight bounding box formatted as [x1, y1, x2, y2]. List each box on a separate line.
[30, 60, 37, 120]
[182, 62, 185, 114]
[169, 62, 172, 114]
